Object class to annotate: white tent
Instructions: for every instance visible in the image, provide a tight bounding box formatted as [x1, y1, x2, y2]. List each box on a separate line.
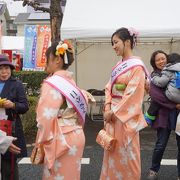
[61, 0, 180, 90]
[61, 0, 180, 40]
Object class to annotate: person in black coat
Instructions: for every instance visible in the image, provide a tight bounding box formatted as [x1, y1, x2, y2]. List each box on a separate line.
[0, 54, 29, 180]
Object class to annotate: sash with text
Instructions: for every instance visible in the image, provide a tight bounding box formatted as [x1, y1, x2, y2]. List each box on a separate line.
[45, 75, 88, 124]
[111, 58, 150, 86]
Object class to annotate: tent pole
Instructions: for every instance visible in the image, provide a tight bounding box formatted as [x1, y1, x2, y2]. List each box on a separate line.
[169, 38, 173, 53]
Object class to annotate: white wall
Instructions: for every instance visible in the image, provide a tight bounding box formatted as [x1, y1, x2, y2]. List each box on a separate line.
[171, 41, 180, 53]
[16, 24, 25, 36]
[69, 40, 174, 91]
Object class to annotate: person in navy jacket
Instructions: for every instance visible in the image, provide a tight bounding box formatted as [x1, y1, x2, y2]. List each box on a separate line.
[0, 54, 29, 180]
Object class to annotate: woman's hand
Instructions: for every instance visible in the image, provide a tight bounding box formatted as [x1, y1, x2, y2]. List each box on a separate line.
[104, 110, 114, 123]
[104, 110, 113, 122]
[3, 100, 15, 109]
[145, 78, 150, 94]
[8, 138, 21, 154]
[176, 104, 180, 110]
[49, 168, 55, 176]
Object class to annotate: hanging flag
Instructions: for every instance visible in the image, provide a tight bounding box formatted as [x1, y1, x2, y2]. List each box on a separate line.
[36, 25, 51, 70]
[0, 24, 2, 53]
[23, 25, 37, 70]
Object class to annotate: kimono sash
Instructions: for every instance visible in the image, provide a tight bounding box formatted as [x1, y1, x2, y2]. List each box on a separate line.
[111, 58, 150, 86]
[45, 75, 87, 124]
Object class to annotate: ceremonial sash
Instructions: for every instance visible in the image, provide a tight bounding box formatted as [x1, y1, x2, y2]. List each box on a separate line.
[111, 58, 150, 86]
[45, 75, 87, 124]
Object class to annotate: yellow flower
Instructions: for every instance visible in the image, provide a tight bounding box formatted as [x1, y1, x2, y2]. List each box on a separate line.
[55, 40, 73, 56]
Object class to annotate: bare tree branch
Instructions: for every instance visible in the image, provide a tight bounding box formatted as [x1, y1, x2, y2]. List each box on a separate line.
[23, 0, 50, 13]
[22, 0, 62, 42]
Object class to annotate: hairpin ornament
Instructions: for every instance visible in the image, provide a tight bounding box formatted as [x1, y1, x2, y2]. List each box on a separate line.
[128, 27, 139, 37]
[55, 41, 68, 56]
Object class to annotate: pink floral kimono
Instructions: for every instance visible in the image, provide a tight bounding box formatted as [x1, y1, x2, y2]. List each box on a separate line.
[36, 70, 91, 180]
[100, 58, 148, 180]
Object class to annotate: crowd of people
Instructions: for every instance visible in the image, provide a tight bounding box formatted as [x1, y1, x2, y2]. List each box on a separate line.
[0, 27, 180, 180]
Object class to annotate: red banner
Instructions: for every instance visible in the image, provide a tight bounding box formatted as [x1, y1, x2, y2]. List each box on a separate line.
[36, 25, 51, 69]
[13, 54, 21, 71]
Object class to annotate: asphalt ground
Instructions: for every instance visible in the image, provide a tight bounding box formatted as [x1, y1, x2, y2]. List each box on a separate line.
[18, 116, 179, 180]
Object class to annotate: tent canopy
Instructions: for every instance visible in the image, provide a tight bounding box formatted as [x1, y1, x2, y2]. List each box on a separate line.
[61, 0, 180, 40]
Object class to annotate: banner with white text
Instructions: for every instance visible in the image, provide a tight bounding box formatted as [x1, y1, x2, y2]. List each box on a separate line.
[23, 25, 37, 70]
[36, 25, 51, 70]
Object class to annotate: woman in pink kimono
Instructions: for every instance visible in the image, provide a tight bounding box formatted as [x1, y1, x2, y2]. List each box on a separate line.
[35, 40, 94, 180]
[100, 27, 148, 180]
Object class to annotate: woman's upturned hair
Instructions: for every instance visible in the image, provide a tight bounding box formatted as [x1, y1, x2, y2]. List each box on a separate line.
[111, 27, 138, 49]
[46, 41, 74, 70]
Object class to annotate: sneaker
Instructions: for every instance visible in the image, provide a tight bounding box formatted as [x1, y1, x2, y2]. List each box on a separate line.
[144, 112, 156, 125]
[144, 114, 152, 125]
[147, 170, 158, 180]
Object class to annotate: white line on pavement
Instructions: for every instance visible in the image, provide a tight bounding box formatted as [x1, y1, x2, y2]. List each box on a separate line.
[18, 158, 175, 166]
[18, 158, 31, 164]
[18, 157, 90, 165]
[161, 159, 177, 165]
[81, 158, 90, 164]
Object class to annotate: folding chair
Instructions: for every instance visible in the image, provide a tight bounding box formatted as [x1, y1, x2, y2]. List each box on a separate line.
[87, 89, 105, 121]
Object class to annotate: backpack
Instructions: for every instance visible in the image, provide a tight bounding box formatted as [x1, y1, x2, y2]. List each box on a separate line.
[175, 72, 180, 88]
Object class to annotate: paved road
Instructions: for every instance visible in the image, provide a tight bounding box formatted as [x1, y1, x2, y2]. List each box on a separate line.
[18, 117, 179, 180]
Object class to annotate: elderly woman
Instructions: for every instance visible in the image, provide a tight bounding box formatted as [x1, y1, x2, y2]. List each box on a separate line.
[0, 54, 29, 180]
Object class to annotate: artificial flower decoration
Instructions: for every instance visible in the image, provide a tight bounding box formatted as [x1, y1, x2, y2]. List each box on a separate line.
[128, 27, 139, 37]
[56, 47, 65, 55]
[63, 40, 73, 49]
[128, 27, 139, 47]
[55, 40, 71, 56]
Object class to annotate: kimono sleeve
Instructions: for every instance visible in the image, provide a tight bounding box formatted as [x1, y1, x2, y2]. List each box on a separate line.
[0, 130, 13, 154]
[113, 66, 145, 123]
[36, 82, 64, 144]
[104, 79, 112, 111]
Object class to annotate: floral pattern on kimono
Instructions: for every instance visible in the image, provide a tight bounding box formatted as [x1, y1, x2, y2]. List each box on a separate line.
[36, 70, 87, 180]
[100, 62, 147, 180]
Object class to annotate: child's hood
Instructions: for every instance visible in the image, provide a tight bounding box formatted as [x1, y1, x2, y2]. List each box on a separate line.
[164, 62, 180, 72]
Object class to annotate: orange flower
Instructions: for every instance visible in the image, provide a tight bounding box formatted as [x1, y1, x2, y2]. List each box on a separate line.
[58, 48, 65, 55]
[55, 47, 65, 56]
[55, 40, 73, 56]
